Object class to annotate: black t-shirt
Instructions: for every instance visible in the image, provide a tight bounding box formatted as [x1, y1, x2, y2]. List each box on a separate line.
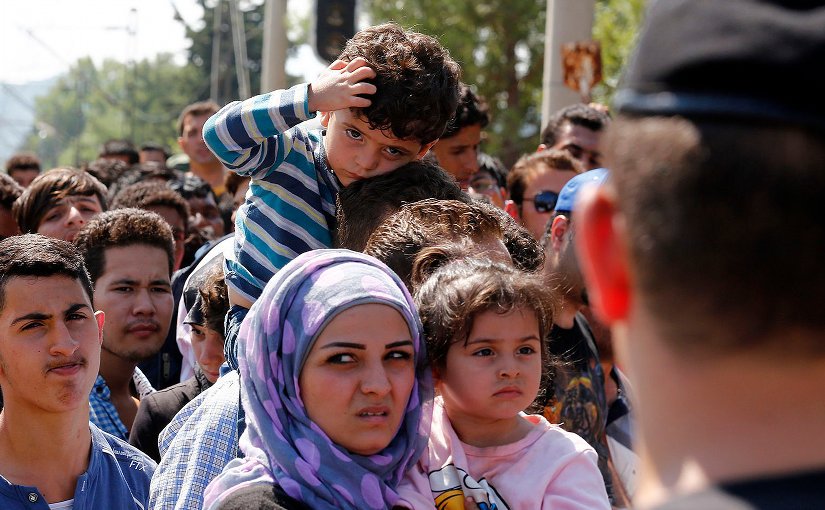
[652, 468, 825, 509]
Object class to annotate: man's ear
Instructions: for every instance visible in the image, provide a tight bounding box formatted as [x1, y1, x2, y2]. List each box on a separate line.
[416, 140, 438, 159]
[575, 186, 630, 323]
[320, 111, 332, 128]
[537, 143, 547, 152]
[177, 137, 185, 151]
[504, 200, 520, 222]
[550, 215, 570, 253]
[95, 311, 105, 346]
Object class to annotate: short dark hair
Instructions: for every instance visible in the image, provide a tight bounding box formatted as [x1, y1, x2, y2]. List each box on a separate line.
[364, 198, 506, 289]
[73, 208, 175, 284]
[99, 139, 139, 165]
[476, 152, 508, 189]
[414, 256, 555, 371]
[199, 263, 229, 337]
[140, 142, 170, 159]
[338, 22, 461, 145]
[83, 158, 130, 189]
[0, 174, 23, 210]
[13, 168, 109, 234]
[335, 159, 467, 252]
[5, 152, 41, 175]
[111, 180, 190, 233]
[224, 172, 250, 197]
[0, 234, 93, 313]
[539, 103, 611, 148]
[442, 83, 490, 138]
[605, 115, 825, 357]
[506, 150, 583, 208]
[178, 101, 220, 136]
[169, 173, 216, 201]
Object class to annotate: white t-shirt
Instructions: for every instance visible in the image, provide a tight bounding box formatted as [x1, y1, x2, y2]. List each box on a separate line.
[48, 499, 73, 510]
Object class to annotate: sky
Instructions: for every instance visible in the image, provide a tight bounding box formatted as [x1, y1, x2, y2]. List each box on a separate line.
[0, 0, 325, 85]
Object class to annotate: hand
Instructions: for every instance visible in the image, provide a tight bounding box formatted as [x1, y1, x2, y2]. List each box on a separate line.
[308, 57, 377, 113]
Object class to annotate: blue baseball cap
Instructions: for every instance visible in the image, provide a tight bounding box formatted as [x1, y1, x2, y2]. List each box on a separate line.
[554, 168, 609, 214]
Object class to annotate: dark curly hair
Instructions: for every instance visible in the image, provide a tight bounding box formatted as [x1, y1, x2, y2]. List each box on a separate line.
[199, 263, 229, 337]
[0, 173, 23, 210]
[442, 83, 490, 138]
[111, 180, 190, 233]
[338, 22, 461, 145]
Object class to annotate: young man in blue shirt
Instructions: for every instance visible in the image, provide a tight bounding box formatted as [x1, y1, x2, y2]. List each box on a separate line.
[0, 234, 155, 509]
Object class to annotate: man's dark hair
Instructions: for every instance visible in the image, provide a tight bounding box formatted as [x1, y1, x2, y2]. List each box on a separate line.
[0, 234, 94, 313]
[169, 174, 216, 201]
[178, 101, 220, 136]
[5, 152, 41, 175]
[338, 22, 461, 145]
[539, 103, 611, 148]
[73, 208, 175, 284]
[111, 181, 190, 234]
[13, 168, 109, 234]
[606, 116, 825, 357]
[335, 160, 467, 252]
[506, 150, 583, 208]
[364, 198, 546, 290]
[0, 174, 23, 211]
[99, 139, 139, 166]
[476, 152, 508, 189]
[442, 83, 490, 139]
[140, 142, 170, 159]
[224, 172, 250, 197]
[83, 158, 130, 189]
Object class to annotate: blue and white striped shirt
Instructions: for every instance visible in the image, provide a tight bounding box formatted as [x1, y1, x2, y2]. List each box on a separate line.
[203, 83, 340, 306]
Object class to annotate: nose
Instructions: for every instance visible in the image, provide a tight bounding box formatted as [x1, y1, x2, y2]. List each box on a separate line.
[65, 206, 84, 227]
[199, 331, 226, 366]
[132, 288, 156, 316]
[360, 365, 392, 397]
[498, 355, 521, 379]
[356, 151, 380, 173]
[462, 149, 479, 174]
[49, 321, 79, 357]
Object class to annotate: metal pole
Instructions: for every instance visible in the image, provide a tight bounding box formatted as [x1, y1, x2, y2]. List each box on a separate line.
[210, 0, 223, 103]
[261, 0, 288, 92]
[229, 0, 251, 99]
[541, 0, 596, 130]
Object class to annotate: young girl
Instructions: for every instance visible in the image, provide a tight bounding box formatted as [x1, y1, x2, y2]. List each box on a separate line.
[202, 249, 433, 510]
[399, 256, 610, 510]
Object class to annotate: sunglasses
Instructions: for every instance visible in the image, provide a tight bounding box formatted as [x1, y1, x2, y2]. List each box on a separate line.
[522, 190, 559, 213]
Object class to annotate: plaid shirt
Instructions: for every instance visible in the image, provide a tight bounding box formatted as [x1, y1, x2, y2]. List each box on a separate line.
[148, 371, 240, 510]
[89, 368, 155, 441]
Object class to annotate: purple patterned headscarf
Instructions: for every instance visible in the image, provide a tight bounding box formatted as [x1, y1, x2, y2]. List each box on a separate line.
[203, 249, 432, 510]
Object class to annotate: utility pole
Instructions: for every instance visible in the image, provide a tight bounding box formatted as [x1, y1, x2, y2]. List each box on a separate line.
[261, 0, 288, 92]
[229, 0, 251, 99]
[541, 0, 596, 130]
[210, 0, 223, 103]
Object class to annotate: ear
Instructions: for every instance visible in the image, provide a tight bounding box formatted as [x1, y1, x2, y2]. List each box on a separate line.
[177, 136, 185, 151]
[550, 215, 570, 253]
[416, 140, 438, 160]
[504, 200, 520, 222]
[94, 310, 105, 346]
[320, 111, 332, 128]
[537, 143, 547, 152]
[575, 185, 631, 323]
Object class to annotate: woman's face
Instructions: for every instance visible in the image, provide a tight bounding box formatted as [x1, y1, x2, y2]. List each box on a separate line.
[299, 303, 415, 456]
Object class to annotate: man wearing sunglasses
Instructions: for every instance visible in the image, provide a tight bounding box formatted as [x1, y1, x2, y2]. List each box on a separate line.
[505, 149, 582, 241]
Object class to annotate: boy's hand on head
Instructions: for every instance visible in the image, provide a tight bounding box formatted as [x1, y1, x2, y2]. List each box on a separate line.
[308, 57, 377, 113]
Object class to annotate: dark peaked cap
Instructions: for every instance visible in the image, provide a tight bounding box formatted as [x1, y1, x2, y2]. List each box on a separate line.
[614, 0, 825, 130]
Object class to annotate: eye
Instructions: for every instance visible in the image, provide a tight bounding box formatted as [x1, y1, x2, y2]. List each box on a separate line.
[43, 211, 62, 222]
[385, 350, 412, 362]
[345, 128, 363, 141]
[67, 312, 88, 322]
[20, 321, 44, 332]
[190, 325, 206, 340]
[114, 286, 134, 293]
[327, 352, 356, 364]
[384, 146, 404, 157]
[472, 347, 494, 357]
[151, 286, 172, 294]
[518, 345, 537, 356]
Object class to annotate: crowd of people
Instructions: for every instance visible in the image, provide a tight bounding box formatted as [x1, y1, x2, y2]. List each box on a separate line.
[0, 1, 823, 509]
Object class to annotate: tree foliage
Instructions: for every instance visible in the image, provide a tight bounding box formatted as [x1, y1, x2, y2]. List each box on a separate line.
[364, 0, 647, 166]
[22, 55, 200, 169]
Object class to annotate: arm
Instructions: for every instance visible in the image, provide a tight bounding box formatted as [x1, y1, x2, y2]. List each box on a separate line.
[202, 58, 376, 180]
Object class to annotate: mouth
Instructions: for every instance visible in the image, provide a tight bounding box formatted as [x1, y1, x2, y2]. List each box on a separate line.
[127, 322, 160, 337]
[494, 386, 523, 398]
[47, 359, 85, 376]
[356, 406, 391, 422]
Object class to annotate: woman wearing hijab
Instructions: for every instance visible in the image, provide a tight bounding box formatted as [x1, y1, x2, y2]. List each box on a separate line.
[203, 249, 433, 510]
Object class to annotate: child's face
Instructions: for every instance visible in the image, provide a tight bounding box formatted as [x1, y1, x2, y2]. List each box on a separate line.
[321, 109, 435, 187]
[437, 307, 542, 424]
